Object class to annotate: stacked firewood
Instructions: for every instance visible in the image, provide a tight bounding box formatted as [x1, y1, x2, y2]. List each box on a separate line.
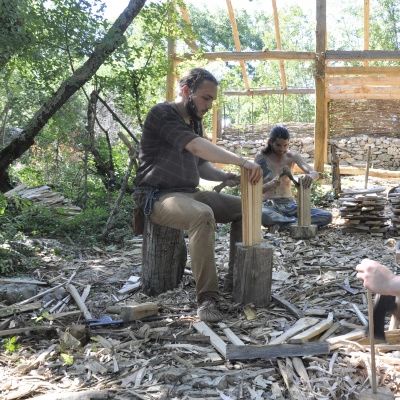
[338, 187, 389, 236]
[4, 184, 81, 217]
[388, 186, 400, 232]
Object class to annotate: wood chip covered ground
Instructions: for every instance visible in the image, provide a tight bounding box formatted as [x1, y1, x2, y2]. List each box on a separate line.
[2, 175, 400, 400]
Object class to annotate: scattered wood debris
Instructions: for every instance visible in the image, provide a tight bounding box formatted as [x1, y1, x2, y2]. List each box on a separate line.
[1, 176, 400, 399]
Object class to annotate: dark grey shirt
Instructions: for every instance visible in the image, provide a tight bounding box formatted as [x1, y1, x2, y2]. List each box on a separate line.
[134, 102, 206, 190]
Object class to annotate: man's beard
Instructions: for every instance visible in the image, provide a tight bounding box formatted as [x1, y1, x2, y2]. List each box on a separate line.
[184, 96, 202, 122]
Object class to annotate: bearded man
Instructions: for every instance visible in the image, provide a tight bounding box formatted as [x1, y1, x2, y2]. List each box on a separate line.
[133, 68, 262, 322]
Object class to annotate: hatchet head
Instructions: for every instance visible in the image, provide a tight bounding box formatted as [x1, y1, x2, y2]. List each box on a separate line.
[280, 165, 300, 187]
[369, 294, 398, 342]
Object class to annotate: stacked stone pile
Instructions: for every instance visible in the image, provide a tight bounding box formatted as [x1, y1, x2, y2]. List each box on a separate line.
[216, 132, 400, 171]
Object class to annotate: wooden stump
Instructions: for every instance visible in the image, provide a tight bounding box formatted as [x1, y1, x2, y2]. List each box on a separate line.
[233, 241, 274, 307]
[141, 218, 187, 296]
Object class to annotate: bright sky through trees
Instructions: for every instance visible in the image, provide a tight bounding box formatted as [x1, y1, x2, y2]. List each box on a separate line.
[103, 0, 316, 21]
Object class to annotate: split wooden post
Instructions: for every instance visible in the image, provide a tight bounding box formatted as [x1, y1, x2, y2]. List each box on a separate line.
[233, 168, 274, 307]
[290, 177, 317, 239]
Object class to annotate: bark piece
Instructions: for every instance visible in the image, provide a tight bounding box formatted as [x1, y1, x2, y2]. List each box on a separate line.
[272, 294, 305, 319]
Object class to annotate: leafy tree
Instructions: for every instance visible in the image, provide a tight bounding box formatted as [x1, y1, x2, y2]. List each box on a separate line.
[0, 0, 146, 187]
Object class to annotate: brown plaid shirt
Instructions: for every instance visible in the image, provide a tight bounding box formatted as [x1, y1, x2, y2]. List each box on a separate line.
[134, 102, 206, 190]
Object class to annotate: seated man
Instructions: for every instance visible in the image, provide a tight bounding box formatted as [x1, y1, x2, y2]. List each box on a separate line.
[254, 125, 332, 229]
[133, 68, 262, 322]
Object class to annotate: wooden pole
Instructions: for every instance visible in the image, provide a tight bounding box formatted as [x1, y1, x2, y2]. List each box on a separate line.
[367, 289, 377, 394]
[364, 145, 372, 189]
[314, 0, 327, 172]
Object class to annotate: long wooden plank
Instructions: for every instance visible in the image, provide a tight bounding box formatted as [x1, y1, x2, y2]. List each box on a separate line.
[226, 342, 330, 360]
[218, 322, 245, 345]
[288, 314, 333, 344]
[0, 278, 47, 285]
[226, 0, 250, 91]
[0, 301, 42, 317]
[193, 321, 227, 358]
[327, 66, 400, 76]
[326, 50, 400, 61]
[178, 50, 316, 62]
[269, 317, 319, 345]
[327, 76, 400, 86]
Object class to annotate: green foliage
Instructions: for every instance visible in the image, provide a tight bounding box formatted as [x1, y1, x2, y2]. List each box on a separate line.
[310, 171, 334, 208]
[60, 353, 74, 366]
[2, 336, 20, 353]
[0, 193, 7, 215]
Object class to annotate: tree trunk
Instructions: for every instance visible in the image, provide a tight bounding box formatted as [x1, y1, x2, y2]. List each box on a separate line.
[0, 0, 146, 181]
[141, 218, 187, 297]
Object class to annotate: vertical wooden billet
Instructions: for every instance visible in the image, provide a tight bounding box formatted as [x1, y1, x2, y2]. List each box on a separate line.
[240, 166, 262, 246]
[297, 177, 311, 226]
[233, 168, 273, 307]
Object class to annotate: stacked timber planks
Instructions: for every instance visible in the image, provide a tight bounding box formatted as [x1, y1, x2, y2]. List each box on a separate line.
[338, 186, 389, 236]
[388, 187, 400, 232]
[4, 184, 81, 217]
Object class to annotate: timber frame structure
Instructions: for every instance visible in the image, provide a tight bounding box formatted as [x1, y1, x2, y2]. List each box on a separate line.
[165, 0, 400, 172]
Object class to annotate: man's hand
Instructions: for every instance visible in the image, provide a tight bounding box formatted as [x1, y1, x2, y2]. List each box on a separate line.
[213, 173, 240, 193]
[263, 177, 281, 193]
[242, 160, 263, 185]
[301, 174, 314, 189]
[224, 172, 240, 187]
[356, 259, 398, 296]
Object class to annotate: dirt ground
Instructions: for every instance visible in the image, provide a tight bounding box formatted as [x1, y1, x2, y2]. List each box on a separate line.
[1, 175, 400, 400]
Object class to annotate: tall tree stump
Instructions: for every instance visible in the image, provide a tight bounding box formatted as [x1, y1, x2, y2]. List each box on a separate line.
[233, 241, 274, 307]
[141, 218, 187, 296]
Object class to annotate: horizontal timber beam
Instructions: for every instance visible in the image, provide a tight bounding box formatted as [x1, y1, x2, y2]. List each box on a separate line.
[326, 50, 400, 61]
[223, 88, 315, 96]
[327, 66, 400, 76]
[176, 50, 316, 62]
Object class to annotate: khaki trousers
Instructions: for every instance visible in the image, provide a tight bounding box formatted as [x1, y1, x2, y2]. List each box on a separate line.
[149, 190, 242, 303]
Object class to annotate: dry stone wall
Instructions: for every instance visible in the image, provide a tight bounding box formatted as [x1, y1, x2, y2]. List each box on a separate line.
[216, 134, 400, 171]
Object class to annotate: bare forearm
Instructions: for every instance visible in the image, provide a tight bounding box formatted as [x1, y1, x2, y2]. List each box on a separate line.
[186, 137, 263, 184]
[186, 137, 244, 166]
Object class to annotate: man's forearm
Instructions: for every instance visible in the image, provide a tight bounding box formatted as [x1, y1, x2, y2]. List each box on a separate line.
[186, 137, 244, 167]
